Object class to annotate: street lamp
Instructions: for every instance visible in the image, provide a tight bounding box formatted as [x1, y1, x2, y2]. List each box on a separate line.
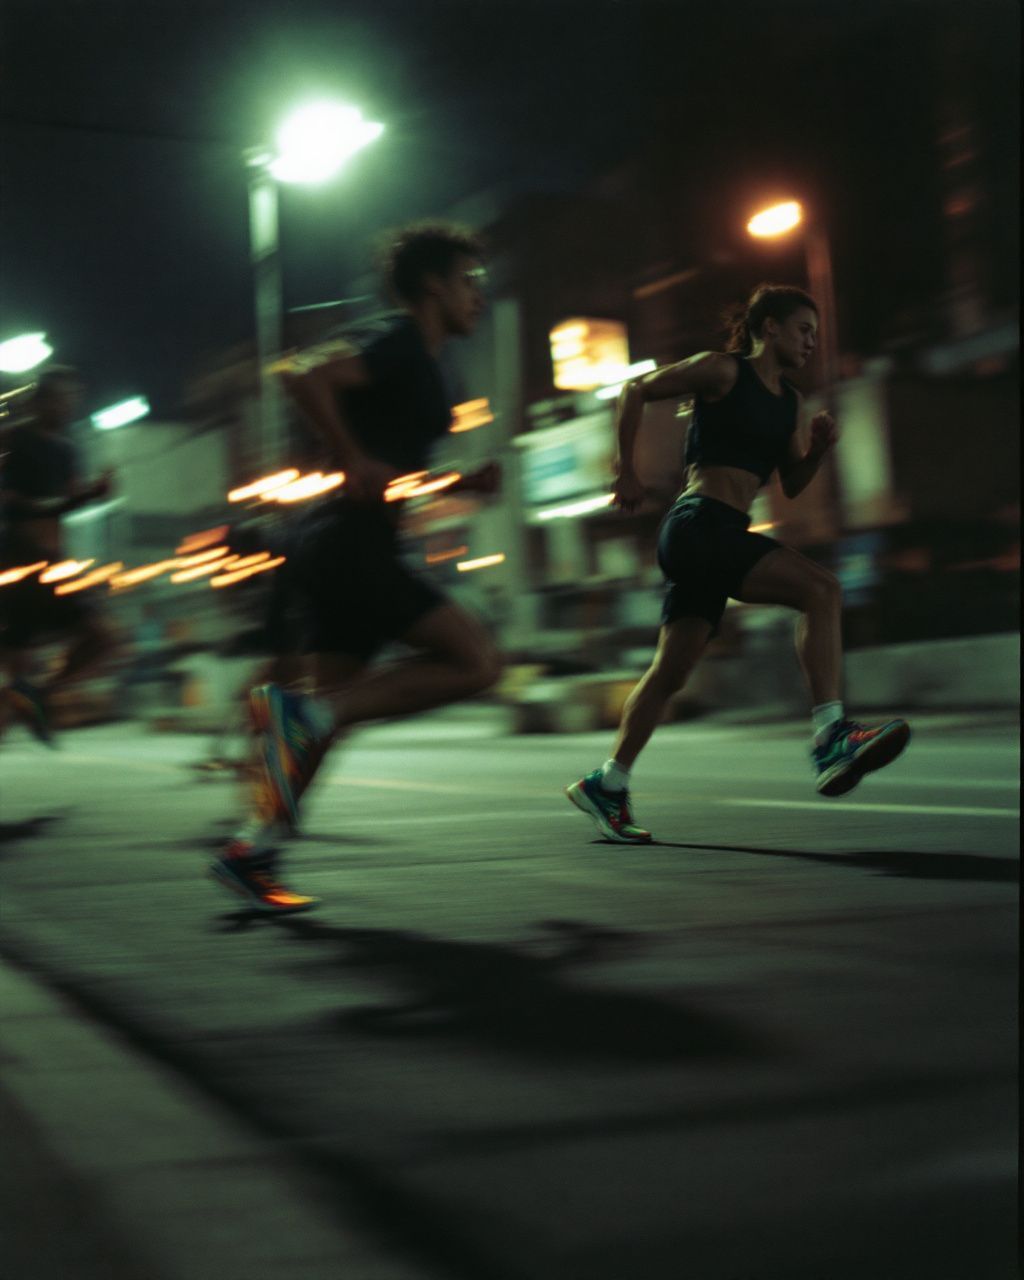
[246, 101, 384, 469]
[0, 332, 54, 375]
[746, 200, 839, 411]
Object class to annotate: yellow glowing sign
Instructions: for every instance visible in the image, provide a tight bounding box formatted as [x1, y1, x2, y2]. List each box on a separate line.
[450, 398, 494, 433]
[549, 318, 631, 391]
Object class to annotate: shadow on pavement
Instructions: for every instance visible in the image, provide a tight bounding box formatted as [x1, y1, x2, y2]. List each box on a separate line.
[635, 841, 1019, 883]
[0, 815, 63, 847]
[271, 917, 763, 1064]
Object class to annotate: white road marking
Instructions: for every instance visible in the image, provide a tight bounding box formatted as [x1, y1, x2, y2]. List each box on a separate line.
[724, 798, 1018, 819]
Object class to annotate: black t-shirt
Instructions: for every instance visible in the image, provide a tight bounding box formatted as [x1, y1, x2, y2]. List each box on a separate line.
[0, 424, 80, 523]
[339, 313, 454, 474]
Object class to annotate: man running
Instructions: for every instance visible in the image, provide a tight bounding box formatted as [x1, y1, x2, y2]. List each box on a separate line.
[0, 366, 117, 742]
[212, 222, 502, 912]
[566, 282, 910, 843]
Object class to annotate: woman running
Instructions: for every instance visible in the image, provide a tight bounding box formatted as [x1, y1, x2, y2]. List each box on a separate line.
[566, 282, 910, 843]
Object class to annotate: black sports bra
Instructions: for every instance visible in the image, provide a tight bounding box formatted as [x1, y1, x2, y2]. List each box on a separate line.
[684, 356, 798, 485]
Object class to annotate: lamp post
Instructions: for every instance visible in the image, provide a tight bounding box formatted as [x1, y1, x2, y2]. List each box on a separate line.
[746, 200, 838, 413]
[246, 102, 384, 470]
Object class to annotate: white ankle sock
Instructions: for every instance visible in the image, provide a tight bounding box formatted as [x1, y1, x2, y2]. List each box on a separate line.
[812, 701, 845, 744]
[600, 759, 631, 793]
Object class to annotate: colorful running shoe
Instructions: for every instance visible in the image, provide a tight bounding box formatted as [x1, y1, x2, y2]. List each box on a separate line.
[249, 684, 330, 827]
[814, 717, 911, 797]
[565, 770, 653, 844]
[210, 845, 317, 914]
[8, 677, 56, 747]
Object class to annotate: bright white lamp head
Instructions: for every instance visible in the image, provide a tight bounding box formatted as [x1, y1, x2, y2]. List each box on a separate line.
[0, 332, 54, 374]
[269, 102, 384, 185]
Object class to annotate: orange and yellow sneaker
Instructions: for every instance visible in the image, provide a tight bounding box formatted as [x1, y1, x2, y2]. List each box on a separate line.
[210, 845, 317, 914]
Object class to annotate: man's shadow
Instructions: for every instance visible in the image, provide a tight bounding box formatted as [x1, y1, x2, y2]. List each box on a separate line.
[275, 917, 763, 1065]
[630, 841, 1019, 883]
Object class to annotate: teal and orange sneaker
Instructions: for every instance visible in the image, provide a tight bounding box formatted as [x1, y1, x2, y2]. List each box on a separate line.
[566, 770, 653, 844]
[249, 684, 331, 827]
[8, 677, 56, 747]
[210, 845, 317, 914]
[814, 717, 911, 797]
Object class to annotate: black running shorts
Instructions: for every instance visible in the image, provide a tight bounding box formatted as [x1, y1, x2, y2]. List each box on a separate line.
[657, 495, 782, 630]
[290, 498, 445, 659]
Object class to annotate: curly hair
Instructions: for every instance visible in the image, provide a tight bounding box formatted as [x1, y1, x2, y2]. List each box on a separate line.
[375, 222, 484, 304]
[724, 283, 817, 355]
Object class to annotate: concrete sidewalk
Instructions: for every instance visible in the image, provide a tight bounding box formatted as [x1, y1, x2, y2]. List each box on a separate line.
[0, 957, 434, 1280]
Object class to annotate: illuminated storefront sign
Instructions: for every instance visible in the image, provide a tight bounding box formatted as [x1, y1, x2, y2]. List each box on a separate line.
[549, 318, 631, 391]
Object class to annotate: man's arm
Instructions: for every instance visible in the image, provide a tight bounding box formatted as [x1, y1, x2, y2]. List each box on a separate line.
[613, 352, 736, 512]
[0, 468, 112, 518]
[278, 342, 397, 501]
[778, 396, 838, 499]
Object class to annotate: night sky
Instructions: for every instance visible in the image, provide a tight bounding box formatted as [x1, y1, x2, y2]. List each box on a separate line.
[0, 0, 1017, 415]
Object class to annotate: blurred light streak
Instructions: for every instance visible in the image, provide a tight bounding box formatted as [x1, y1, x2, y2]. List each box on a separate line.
[425, 546, 469, 565]
[269, 472, 344, 503]
[748, 522, 776, 533]
[536, 494, 615, 520]
[455, 553, 505, 572]
[174, 547, 230, 569]
[384, 470, 429, 502]
[39, 559, 94, 584]
[385, 472, 461, 502]
[177, 526, 229, 555]
[169, 556, 238, 583]
[110, 560, 180, 588]
[0, 560, 48, 586]
[227, 469, 300, 503]
[210, 556, 286, 588]
[54, 563, 122, 595]
[450, 398, 494, 432]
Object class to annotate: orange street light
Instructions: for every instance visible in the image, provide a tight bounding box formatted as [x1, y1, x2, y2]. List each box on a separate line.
[746, 197, 838, 409]
[746, 200, 803, 238]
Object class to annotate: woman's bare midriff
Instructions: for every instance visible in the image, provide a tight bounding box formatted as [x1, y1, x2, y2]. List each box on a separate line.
[679, 464, 761, 516]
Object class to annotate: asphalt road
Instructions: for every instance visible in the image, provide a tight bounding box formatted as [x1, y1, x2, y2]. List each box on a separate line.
[0, 711, 1018, 1280]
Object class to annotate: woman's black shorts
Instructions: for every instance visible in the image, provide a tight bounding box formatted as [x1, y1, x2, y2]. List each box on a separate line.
[657, 495, 781, 630]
